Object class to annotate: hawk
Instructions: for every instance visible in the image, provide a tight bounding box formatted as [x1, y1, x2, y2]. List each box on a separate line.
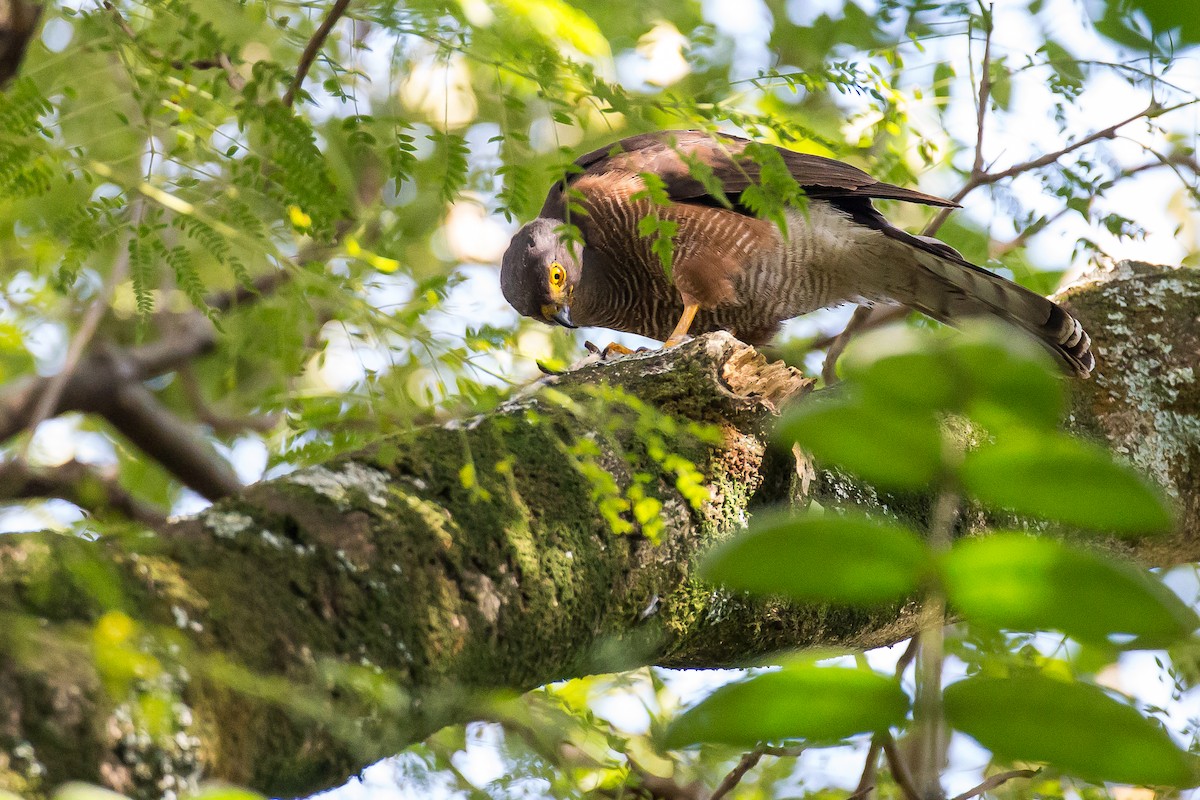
[500, 131, 1093, 377]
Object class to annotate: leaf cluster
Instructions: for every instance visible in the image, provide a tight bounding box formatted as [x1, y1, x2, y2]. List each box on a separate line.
[673, 325, 1196, 788]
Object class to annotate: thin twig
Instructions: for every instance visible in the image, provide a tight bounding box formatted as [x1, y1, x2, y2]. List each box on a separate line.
[970, 4, 994, 177]
[894, 635, 921, 678]
[949, 769, 1040, 800]
[760, 745, 806, 758]
[627, 755, 703, 800]
[980, 100, 1193, 185]
[103, 2, 244, 89]
[17, 199, 145, 462]
[988, 146, 1200, 258]
[856, 637, 920, 800]
[283, 0, 354, 107]
[806, 306, 905, 352]
[881, 732, 923, 800]
[846, 784, 876, 800]
[820, 305, 905, 384]
[216, 52, 246, 91]
[853, 736, 883, 800]
[709, 746, 765, 800]
[922, 98, 1197, 236]
[988, 208, 1069, 258]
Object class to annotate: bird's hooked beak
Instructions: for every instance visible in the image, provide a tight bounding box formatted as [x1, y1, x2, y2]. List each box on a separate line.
[542, 304, 577, 329]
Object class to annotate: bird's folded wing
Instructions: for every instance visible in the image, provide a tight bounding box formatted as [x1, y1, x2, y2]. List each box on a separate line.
[541, 130, 956, 217]
[563, 171, 777, 308]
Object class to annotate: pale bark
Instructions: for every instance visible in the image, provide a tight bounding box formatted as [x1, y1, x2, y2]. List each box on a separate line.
[0, 261, 1196, 798]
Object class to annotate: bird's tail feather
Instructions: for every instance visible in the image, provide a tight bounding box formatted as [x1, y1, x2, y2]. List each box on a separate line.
[885, 247, 1094, 378]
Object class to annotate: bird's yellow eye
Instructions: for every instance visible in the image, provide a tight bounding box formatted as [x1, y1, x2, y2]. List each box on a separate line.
[549, 262, 566, 288]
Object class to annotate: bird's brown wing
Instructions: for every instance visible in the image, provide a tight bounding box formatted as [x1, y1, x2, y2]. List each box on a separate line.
[540, 130, 957, 217]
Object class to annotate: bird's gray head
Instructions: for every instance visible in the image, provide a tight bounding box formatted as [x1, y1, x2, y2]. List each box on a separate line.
[500, 218, 583, 328]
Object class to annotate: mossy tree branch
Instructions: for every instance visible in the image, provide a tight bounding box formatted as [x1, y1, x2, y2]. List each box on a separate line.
[0, 262, 1196, 798]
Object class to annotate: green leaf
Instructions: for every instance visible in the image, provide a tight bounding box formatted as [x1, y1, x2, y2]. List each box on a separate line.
[941, 534, 1198, 644]
[777, 397, 943, 490]
[987, 57, 1012, 110]
[663, 665, 909, 748]
[701, 512, 932, 605]
[944, 675, 1199, 786]
[844, 347, 961, 413]
[54, 784, 133, 800]
[190, 789, 267, 800]
[1094, 0, 1200, 46]
[933, 62, 955, 104]
[948, 329, 1064, 430]
[678, 148, 733, 208]
[960, 435, 1173, 535]
[843, 321, 1064, 429]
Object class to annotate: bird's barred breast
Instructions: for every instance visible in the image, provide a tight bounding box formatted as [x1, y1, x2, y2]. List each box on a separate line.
[573, 195, 898, 344]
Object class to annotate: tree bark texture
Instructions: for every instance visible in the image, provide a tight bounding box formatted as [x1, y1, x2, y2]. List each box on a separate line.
[0, 261, 1196, 798]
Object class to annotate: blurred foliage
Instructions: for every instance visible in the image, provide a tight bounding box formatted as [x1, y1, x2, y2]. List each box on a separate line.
[696, 324, 1197, 791]
[0, 0, 1198, 797]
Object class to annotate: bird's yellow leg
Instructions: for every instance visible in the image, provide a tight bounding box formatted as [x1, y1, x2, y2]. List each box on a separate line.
[663, 303, 700, 348]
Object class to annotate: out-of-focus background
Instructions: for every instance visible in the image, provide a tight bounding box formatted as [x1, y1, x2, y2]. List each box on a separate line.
[1, 0, 1198, 797]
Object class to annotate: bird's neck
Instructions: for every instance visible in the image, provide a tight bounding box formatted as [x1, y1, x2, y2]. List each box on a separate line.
[571, 248, 620, 322]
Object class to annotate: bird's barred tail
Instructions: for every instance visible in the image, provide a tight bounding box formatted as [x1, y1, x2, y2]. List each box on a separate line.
[893, 246, 1094, 378]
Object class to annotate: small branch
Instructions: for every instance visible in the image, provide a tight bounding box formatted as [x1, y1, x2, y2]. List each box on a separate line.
[635, 774, 702, 800]
[922, 99, 1197, 236]
[894, 635, 920, 678]
[215, 52, 246, 92]
[980, 100, 1193, 186]
[949, 769, 1040, 800]
[853, 736, 883, 800]
[709, 746, 765, 800]
[0, 317, 220, 445]
[205, 269, 291, 313]
[103, 2, 244, 90]
[821, 305, 874, 384]
[988, 208, 1069, 259]
[881, 732, 923, 800]
[0, 458, 168, 530]
[760, 745, 806, 758]
[283, 0, 354, 107]
[820, 306, 907, 384]
[626, 756, 703, 800]
[987, 145, 1200, 258]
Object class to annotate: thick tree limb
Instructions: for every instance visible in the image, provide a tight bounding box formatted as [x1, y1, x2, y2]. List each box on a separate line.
[0, 323, 240, 501]
[0, 262, 1197, 797]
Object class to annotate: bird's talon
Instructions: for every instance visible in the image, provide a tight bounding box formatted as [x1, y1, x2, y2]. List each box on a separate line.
[600, 342, 636, 359]
[662, 334, 693, 348]
[584, 341, 602, 355]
